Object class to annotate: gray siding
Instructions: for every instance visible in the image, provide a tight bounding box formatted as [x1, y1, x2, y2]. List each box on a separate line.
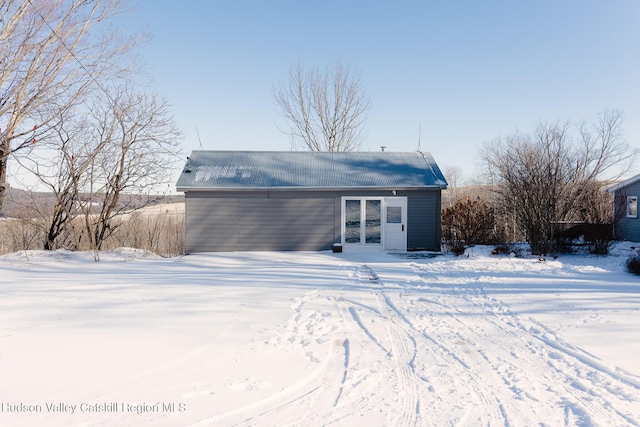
[616, 181, 640, 243]
[406, 190, 442, 251]
[185, 189, 443, 253]
[186, 191, 336, 252]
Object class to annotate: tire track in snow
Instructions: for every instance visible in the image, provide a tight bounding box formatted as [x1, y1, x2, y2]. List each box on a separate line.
[374, 287, 507, 426]
[373, 290, 421, 427]
[335, 264, 422, 425]
[410, 262, 640, 426]
[189, 290, 351, 427]
[297, 338, 354, 426]
[196, 257, 640, 426]
[338, 264, 506, 426]
[519, 315, 640, 426]
[453, 289, 640, 426]
[334, 297, 390, 356]
[191, 339, 349, 427]
[362, 264, 424, 426]
[191, 341, 343, 427]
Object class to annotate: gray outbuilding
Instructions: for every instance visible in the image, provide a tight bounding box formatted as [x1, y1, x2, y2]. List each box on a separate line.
[176, 151, 448, 253]
[607, 174, 640, 243]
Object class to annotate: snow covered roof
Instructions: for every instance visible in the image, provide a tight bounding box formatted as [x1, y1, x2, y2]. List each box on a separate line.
[606, 173, 640, 193]
[176, 151, 448, 191]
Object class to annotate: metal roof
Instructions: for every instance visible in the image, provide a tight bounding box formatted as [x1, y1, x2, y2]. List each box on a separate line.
[176, 151, 448, 191]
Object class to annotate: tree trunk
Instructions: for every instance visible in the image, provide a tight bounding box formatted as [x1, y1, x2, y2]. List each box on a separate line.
[0, 141, 8, 215]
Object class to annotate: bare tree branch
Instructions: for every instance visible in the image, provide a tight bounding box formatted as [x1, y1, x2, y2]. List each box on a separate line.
[16, 85, 183, 252]
[0, 0, 140, 213]
[274, 60, 371, 151]
[482, 111, 636, 255]
[77, 86, 183, 252]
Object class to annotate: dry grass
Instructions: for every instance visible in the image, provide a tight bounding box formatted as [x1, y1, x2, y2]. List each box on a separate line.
[0, 203, 185, 257]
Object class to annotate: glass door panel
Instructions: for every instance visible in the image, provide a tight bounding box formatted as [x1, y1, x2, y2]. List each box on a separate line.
[343, 198, 382, 245]
[345, 199, 361, 243]
[365, 200, 381, 243]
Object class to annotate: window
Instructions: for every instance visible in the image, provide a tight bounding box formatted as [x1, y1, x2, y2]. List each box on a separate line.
[627, 196, 638, 218]
[387, 206, 402, 224]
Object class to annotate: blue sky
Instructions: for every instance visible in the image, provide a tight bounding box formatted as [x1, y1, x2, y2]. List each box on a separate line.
[122, 1, 640, 178]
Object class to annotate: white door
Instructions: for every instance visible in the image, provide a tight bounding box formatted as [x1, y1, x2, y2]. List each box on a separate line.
[384, 197, 407, 251]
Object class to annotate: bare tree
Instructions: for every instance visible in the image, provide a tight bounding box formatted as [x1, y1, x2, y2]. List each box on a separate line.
[16, 106, 102, 250]
[442, 165, 465, 209]
[482, 110, 636, 255]
[274, 61, 371, 151]
[0, 0, 137, 213]
[77, 86, 182, 253]
[16, 86, 182, 253]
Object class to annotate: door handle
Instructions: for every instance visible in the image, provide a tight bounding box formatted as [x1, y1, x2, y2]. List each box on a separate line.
[402, 224, 405, 231]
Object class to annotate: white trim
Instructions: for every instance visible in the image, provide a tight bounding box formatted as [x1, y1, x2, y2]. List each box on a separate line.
[340, 196, 408, 251]
[341, 197, 384, 248]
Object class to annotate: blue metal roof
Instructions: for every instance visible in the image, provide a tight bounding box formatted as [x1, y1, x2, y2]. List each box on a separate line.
[176, 151, 448, 190]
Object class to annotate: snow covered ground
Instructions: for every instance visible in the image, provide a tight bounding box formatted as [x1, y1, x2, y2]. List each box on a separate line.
[1, 244, 639, 426]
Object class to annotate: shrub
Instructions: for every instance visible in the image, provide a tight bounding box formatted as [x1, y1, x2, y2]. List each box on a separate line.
[626, 253, 640, 275]
[450, 240, 466, 256]
[491, 242, 527, 258]
[492, 243, 512, 255]
[442, 198, 499, 245]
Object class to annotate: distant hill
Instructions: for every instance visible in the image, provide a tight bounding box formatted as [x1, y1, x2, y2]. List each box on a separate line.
[1, 187, 184, 218]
